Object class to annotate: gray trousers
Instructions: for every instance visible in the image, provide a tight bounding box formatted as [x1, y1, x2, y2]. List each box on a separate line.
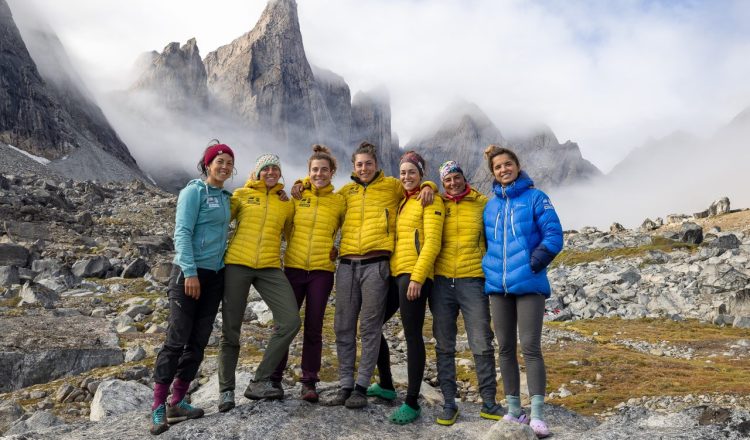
[489, 293, 546, 397]
[218, 264, 301, 392]
[431, 276, 496, 405]
[334, 259, 389, 389]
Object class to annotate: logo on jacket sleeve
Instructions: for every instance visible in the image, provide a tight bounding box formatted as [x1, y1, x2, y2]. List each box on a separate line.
[543, 199, 554, 210]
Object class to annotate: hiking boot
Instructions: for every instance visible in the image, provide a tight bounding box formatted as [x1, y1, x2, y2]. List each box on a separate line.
[436, 405, 459, 426]
[503, 410, 529, 424]
[300, 383, 319, 403]
[244, 380, 284, 400]
[324, 388, 352, 406]
[530, 419, 550, 438]
[218, 390, 235, 413]
[150, 403, 169, 435]
[344, 389, 368, 409]
[480, 403, 504, 420]
[166, 399, 204, 424]
[271, 381, 283, 390]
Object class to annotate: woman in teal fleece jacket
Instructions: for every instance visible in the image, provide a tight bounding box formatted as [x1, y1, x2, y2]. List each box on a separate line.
[149, 142, 235, 436]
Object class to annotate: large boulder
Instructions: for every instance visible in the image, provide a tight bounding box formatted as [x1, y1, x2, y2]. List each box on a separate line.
[4, 411, 64, 436]
[481, 420, 537, 440]
[89, 379, 152, 421]
[0, 314, 123, 392]
[678, 222, 703, 245]
[710, 234, 741, 250]
[71, 256, 111, 278]
[0, 243, 29, 267]
[709, 197, 730, 216]
[0, 265, 20, 286]
[122, 258, 149, 278]
[0, 400, 23, 434]
[18, 282, 59, 308]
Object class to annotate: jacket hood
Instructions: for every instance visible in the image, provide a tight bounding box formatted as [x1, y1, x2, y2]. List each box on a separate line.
[186, 178, 232, 196]
[492, 171, 534, 199]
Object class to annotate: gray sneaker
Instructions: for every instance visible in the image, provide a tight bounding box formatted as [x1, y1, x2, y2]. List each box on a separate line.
[344, 389, 368, 409]
[218, 390, 235, 413]
[324, 388, 352, 406]
[244, 380, 284, 400]
[166, 399, 204, 424]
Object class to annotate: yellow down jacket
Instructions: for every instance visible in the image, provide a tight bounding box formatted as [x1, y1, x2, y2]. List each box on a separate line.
[337, 171, 402, 257]
[434, 187, 488, 278]
[338, 171, 437, 258]
[224, 179, 294, 269]
[390, 194, 445, 284]
[284, 177, 346, 272]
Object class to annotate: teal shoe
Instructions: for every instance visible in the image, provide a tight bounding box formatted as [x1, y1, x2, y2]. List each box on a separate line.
[390, 403, 421, 425]
[366, 383, 397, 401]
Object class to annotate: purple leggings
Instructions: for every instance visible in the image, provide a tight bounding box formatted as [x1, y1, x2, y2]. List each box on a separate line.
[271, 268, 334, 384]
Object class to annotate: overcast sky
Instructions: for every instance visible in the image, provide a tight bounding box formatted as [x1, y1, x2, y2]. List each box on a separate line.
[11, 0, 750, 172]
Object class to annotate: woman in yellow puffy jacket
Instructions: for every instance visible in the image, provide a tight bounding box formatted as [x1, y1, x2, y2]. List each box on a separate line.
[269, 145, 345, 403]
[217, 153, 300, 412]
[386, 150, 445, 425]
[431, 160, 502, 426]
[297, 142, 435, 409]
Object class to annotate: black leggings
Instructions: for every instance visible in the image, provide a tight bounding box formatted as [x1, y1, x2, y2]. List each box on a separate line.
[397, 274, 432, 403]
[375, 277, 400, 389]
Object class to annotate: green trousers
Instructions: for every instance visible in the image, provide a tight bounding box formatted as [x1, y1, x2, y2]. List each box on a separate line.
[218, 264, 301, 391]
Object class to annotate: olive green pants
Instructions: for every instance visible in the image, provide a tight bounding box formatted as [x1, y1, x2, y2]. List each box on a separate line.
[218, 264, 301, 392]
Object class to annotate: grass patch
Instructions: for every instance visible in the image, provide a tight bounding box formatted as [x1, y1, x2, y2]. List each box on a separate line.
[552, 236, 696, 267]
[543, 318, 750, 414]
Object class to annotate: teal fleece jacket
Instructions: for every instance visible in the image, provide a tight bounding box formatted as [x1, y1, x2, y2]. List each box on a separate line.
[173, 179, 232, 277]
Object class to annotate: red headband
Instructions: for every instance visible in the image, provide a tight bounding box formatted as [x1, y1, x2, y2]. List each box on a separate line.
[204, 144, 234, 166]
[400, 151, 425, 177]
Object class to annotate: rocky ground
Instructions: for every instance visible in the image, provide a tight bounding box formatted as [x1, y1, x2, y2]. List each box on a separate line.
[1, 173, 749, 439]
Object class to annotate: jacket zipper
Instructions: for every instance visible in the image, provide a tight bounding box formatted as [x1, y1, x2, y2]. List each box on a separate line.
[256, 189, 270, 267]
[454, 201, 459, 277]
[502, 187, 509, 293]
[358, 186, 366, 251]
[306, 195, 319, 270]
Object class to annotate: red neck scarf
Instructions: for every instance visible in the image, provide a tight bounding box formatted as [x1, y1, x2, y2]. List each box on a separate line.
[443, 184, 471, 202]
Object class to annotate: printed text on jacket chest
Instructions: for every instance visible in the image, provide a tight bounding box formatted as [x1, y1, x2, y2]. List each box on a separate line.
[246, 197, 261, 205]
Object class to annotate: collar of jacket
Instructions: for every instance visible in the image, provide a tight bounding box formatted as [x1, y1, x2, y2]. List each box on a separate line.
[492, 171, 534, 199]
[245, 178, 284, 194]
[350, 170, 383, 187]
[301, 176, 334, 196]
[442, 183, 472, 203]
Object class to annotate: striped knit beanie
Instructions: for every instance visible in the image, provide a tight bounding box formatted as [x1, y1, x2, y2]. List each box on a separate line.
[439, 160, 464, 181]
[254, 154, 281, 179]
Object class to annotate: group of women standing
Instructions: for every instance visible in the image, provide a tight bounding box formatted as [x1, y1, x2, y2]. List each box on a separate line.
[148, 139, 563, 439]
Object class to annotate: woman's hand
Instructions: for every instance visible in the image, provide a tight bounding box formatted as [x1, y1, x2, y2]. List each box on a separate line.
[291, 183, 303, 200]
[184, 276, 201, 299]
[277, 189, 289, 201]
[406, 280, 422, 301]
[329, 247, 339, 261]
[416, 186, 434, 207]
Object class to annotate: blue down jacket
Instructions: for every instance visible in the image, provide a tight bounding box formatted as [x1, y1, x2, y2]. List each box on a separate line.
[481, 171, 563, 297]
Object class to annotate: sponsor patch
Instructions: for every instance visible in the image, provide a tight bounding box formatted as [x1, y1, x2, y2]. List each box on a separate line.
[543, 199, 554, 210]
[299, 198, 311, 208]
[434, 211, 442, 216]
[206, 196, 220, 208]
[247, 197, 261, 205]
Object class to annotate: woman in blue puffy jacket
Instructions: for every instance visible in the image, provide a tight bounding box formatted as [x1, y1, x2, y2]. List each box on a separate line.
[481, 145, 563, 439]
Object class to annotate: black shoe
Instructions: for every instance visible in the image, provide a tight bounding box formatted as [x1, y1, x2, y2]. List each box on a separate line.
[324, 388, 352, 406]
[344, 389, 368, 409]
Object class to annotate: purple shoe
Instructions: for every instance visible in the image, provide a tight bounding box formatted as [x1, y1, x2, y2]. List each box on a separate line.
[502, 410, 529, 424]
[530, 418, 550, 438]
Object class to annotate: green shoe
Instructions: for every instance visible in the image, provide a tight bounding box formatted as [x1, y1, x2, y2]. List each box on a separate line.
[390, 403, 421, 425]
[366, 383, 397, 401]
[436, 405, 459, 426]
[480, 403, 504, 420]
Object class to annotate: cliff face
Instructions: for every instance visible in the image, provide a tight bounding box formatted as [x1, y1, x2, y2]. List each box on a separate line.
[130, 39, 209, 112]
[408, 102, 601, 192]
[351, 89, 400, 176]
[0, 0, 140, 179]
[203, 0, 336, 148]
